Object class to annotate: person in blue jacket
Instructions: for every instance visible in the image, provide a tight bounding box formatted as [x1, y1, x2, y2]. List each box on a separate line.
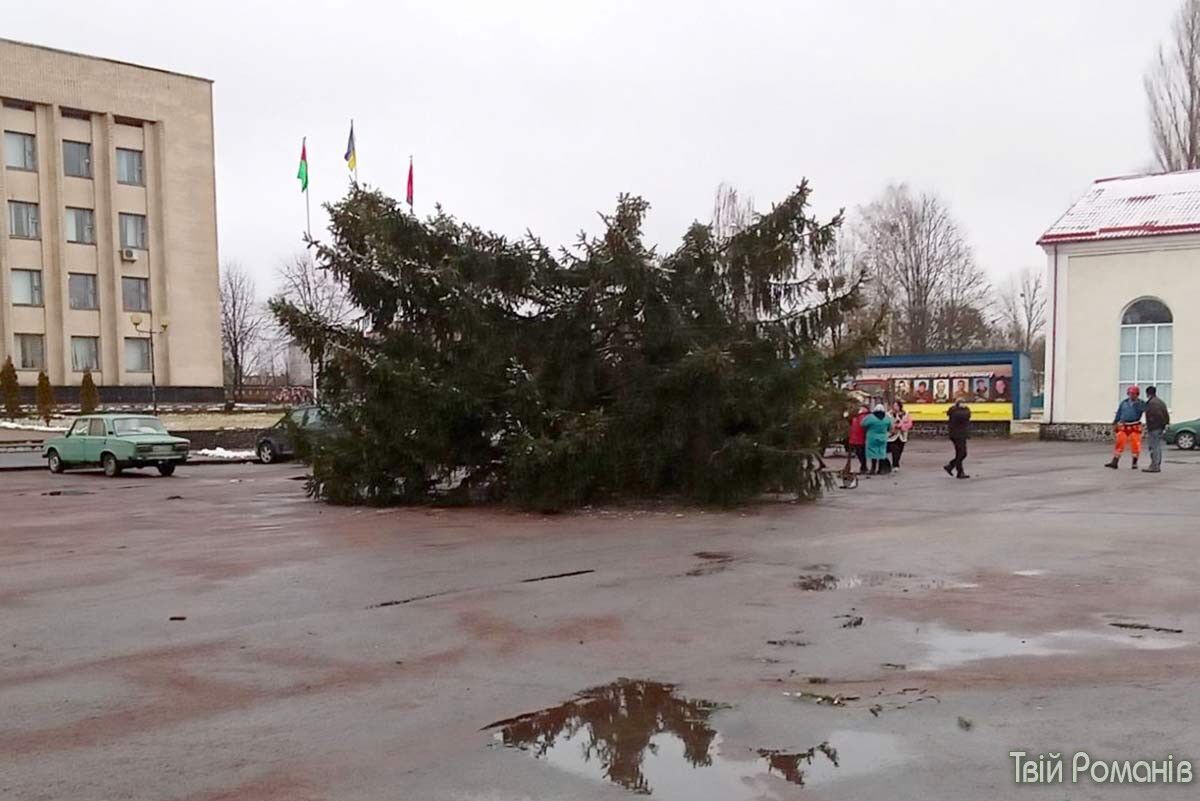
[1106, 385, 1146, 470]
[860, 403, 894, 475]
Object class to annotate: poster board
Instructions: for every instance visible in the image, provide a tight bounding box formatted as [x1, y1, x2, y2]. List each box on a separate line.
[851, 363, 1014, 421]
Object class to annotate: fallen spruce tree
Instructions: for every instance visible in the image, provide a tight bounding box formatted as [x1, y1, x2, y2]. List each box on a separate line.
[272, 182, 874, 510]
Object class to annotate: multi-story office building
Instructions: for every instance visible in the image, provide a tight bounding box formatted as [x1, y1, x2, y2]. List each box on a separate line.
[0, 38, 221, 402]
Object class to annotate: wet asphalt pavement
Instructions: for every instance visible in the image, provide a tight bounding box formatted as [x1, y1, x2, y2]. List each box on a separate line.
[3, 440, 1200, 800]
[0, 449, 42, 470]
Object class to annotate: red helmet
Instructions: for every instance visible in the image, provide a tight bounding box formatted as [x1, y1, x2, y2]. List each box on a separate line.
[1128, 385, 1140, 397]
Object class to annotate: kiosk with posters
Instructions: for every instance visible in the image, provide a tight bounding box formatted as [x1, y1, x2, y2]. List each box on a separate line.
[850, 351, 1033, 421]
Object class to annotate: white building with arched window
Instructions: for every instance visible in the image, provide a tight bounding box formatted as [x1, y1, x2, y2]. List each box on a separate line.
[1039, 171, 1194, 424]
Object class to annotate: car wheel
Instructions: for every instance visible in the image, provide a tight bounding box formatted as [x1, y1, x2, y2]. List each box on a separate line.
[157, 462, 176, 477]
[102, 452, 122, 478]
[1177, 431, 1197, 451]
[258, 441, 277, 464]
[47, 450, 64, 474]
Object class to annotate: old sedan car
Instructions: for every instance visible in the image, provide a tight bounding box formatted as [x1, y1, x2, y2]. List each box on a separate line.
[1165, 416, 1199, 450]
[255, 405, 328, 463]
[42, 414, 189, 477]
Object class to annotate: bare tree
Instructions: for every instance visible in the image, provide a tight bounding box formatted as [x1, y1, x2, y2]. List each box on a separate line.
[273, 254, 356, 392]
[997, 267, 1047, 353]
[933, 253, 992, 351]
[815, 229, 883, 352]
[219, 262, 265, 390]
[277, 254, 356, 329]
[1147, 0, 1200, 171]
[856, 185, 990, 353]
[996, 267, 1048, 392]
[711, 182, 756, 243]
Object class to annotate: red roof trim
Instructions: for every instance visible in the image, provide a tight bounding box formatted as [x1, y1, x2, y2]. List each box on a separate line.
[1037, 222, 1200, 245]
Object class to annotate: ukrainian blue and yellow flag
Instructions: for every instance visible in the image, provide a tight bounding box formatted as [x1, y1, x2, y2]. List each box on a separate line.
[344, 121, 357, 173]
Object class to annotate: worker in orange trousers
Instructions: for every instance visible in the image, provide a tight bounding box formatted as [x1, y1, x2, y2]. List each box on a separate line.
[1105, 385, 1146, 470]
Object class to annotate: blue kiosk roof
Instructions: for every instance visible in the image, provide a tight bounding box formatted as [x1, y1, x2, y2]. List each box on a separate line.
[865, 351, 1027, 368]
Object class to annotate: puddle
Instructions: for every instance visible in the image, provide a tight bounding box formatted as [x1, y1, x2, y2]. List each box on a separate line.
[795, 572, 920, 591]
[911, 624, 1189, 670]
[1012, 569, 1046, 577]
[796, 574, 838, 591]
[687, 551, 736, 577]
[487, 679, 902, 797]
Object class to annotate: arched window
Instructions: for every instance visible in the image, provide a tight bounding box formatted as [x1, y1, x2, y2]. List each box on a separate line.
[1119, 299, 1173, 405]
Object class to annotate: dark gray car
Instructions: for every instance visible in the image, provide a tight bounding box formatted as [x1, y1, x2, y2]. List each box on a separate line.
[256, 405, 326, 463]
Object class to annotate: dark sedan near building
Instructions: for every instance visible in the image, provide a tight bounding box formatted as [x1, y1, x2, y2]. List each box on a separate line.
[255, 405, 328, 463]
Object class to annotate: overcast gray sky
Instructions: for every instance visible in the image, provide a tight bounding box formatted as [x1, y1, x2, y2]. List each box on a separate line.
[4, 0, 1181, 295]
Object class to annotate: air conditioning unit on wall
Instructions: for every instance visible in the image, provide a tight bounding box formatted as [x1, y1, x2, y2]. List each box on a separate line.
[120, 248, 138, 262]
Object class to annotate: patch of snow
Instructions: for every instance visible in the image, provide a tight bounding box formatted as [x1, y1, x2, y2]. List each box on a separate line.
[1012, 569, 1047, 577]
[0, 420, 69, 432]
[194, 448, 257, 460]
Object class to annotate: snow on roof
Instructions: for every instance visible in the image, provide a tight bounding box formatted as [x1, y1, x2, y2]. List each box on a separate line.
[1038, 169, 1200, 246]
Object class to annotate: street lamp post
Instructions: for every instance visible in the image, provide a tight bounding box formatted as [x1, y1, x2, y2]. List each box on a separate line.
[130, 314, 168, 414]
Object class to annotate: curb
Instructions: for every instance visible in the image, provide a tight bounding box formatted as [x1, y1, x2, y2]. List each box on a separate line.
[0, 458, 262, 473]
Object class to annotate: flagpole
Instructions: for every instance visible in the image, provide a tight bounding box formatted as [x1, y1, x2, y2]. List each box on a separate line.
[303, 136, 312, 242]
[351, 119, 359, 185]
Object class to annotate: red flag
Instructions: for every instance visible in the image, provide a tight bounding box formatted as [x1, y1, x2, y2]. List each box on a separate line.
[406, 156, 414, 208]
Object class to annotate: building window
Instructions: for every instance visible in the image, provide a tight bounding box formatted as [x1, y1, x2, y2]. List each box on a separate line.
[11, 269, 43, 306]
[1119, 298, 1173, 406]
[116, 148, 144, 186]
[69, 273, 98, 310]
[124, 337, 151, 372]
[119, 213, 147, 249]
[71, 336, 100, 372]
[65, 207, 96, 244]
[63, 140, 92, 178]
[15, 334, 44, 370]
[3, 131, 36, 170]
[8, 201, 40, 239]
[122, 276, 150, 312]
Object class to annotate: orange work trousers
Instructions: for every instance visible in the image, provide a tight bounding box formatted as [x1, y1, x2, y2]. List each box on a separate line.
[1113, 423, 1142, 457]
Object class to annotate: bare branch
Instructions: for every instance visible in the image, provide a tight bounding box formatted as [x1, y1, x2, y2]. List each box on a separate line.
[1147, 0, 1200, 171]
[856, 185, 991, 353]
[219, 262, 266, 389]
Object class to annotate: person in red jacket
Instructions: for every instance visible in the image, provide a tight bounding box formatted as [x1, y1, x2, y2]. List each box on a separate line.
[847, 404, 869, 473]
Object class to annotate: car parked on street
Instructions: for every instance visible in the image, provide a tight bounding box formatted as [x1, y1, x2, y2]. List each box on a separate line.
[42, 414, 189, 477]
[255, 405, 328, 463]
[1165, 416, 1199, 450]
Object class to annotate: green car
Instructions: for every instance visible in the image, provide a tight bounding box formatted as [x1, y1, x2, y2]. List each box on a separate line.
[1165, 417, 1199, 451]
[42, 414, 190, 477]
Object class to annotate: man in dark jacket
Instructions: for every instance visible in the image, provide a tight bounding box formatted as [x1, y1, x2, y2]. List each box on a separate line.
[1142, 385, 1170, 473]
[944, 398, 971, 479]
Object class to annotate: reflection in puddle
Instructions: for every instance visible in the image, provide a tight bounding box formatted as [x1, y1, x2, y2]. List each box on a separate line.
[487, 680, 902, 798]
[762, 731, 902, 786]
[912, 624, 1188, 670]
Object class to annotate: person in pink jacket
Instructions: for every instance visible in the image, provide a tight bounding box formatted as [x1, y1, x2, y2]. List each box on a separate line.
[888, 400, 914, 470]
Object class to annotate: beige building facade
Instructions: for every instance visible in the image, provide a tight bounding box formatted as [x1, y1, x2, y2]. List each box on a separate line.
[0, 38, 221, 401]
[1040, 171, 1197, 424]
